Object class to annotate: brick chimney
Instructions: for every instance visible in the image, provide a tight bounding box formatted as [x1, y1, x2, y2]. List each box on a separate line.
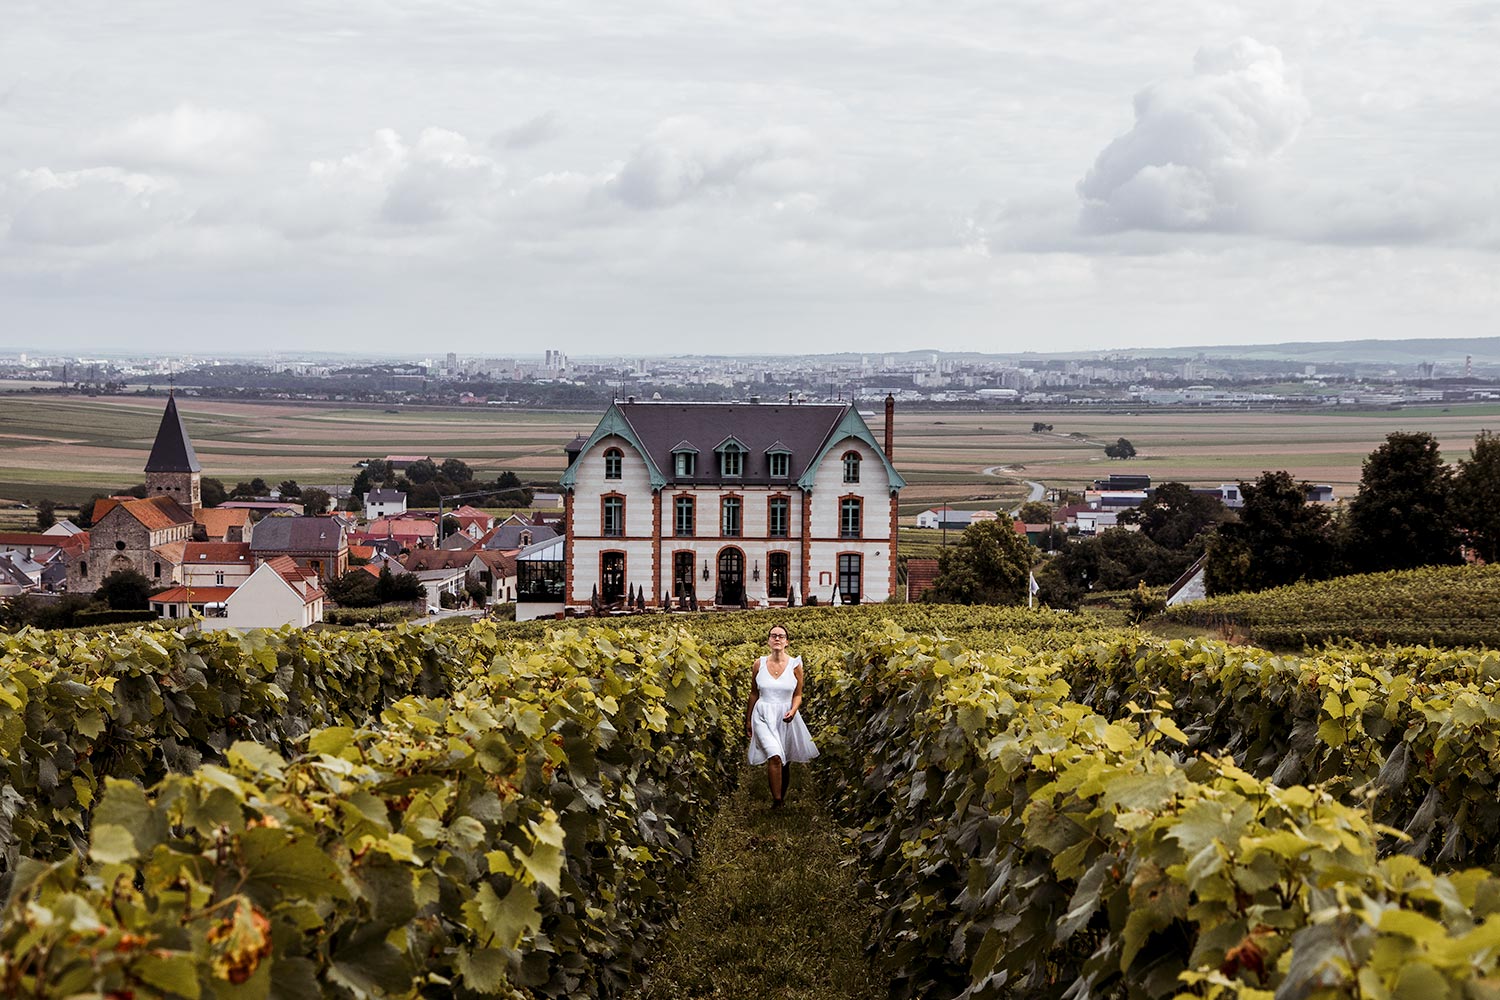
[884, 393, 895, 459]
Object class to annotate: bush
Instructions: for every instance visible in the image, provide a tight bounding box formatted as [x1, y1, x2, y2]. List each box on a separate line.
[323, 603, 422, 625]
[1126, 581, 1167, 623]
[72, 609, 158, 626]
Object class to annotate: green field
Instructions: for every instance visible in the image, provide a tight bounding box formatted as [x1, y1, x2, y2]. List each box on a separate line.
[3, 394, 1499, 514]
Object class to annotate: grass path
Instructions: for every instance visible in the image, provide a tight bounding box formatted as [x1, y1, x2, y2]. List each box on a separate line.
[630, 764, 886, 1000]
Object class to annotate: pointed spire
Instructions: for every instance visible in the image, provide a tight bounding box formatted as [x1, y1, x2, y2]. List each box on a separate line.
[145, 394, 201, 473]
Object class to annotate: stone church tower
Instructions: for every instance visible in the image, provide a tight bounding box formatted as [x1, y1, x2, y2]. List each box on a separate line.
[144, 392, 202, 514]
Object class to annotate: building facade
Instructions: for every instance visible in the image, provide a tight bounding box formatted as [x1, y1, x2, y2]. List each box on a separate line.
[559, 399, 904, 609]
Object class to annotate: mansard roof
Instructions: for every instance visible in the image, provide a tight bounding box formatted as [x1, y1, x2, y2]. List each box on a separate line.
[559, 401, 905, 491]
[144, 394, 202, 474]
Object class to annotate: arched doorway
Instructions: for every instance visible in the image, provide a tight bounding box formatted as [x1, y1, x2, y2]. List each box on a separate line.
[717, 548, 744, 606]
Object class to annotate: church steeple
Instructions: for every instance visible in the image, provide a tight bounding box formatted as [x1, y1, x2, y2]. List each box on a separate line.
[145, 392, 202, 513]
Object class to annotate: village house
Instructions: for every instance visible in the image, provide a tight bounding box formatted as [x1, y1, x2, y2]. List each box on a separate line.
[76, 495, 195, 592]
[363, 488, 407, 519]
[200, 557, 325, 631]
[182, 541, 255, 588]
[248, 516, 349, 580]
[558, 396, 904, 610]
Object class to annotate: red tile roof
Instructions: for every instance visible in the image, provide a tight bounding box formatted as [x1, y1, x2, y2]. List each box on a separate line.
[150, 586, 238, 605]
[185, 542, 252, 563]
[95, 495, 193, 531]
[194, 508, 253, 539]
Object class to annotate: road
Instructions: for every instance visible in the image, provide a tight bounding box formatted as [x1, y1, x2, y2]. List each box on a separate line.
[980, 467, 1047, 509]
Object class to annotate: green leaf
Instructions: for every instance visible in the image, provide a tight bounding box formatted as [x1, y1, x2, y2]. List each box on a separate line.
[308, 726, 356, 758]
[464, 882, 540, 950]
[90, 823, 139, 865]
[457, 947, 513, 992]
[227, 741, 287, 779]
[132, 952, 202, 999]
[239, 827, 347, 906]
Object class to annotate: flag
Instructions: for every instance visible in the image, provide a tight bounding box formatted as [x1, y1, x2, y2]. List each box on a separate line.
[1028, 571, 1040, 594]
[1028, 570, 1039, 608]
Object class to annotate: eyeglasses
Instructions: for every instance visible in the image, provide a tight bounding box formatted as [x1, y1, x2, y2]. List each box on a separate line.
[769, 633, 788, 639]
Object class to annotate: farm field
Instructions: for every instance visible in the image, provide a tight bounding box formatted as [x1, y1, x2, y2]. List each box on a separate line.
[1, 394, 1498, 510]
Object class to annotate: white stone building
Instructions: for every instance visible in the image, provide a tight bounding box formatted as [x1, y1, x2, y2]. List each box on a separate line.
[558, 398, 905, 609]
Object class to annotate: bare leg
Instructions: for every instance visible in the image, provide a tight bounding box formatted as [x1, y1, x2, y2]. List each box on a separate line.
[783, 762, 793, 797]
[767, 756, 784, 807]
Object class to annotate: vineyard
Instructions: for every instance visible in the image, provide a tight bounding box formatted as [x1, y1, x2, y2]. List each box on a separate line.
[5, 606, 1500, 997]
[1158, 564, 1500, 648]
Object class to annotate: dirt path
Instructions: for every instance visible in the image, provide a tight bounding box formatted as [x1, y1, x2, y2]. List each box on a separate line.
[629, 766, 885, 1000]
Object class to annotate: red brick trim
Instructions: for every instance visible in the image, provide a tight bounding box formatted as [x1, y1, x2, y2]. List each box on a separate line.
[889, 493, 900, 599]
[800, 488, 812, 600]
[564, 491, 575, 603]
[651, 490, 662, 606]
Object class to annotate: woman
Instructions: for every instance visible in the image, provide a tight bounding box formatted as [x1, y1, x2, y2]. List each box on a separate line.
[745, 624, 819, 808]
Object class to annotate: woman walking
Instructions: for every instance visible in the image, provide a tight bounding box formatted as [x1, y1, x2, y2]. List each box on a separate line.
[746, 624, 818, 808]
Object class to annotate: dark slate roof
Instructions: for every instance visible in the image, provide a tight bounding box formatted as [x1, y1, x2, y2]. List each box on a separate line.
[616, 402, 848, 485]
[144, 394, 202, 474]
[483, 524, 559, 551]
[366, 489, 406, 502]
[248, 516, 346, 554]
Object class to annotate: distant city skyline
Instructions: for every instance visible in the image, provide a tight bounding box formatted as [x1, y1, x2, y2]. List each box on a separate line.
[2, 4, 1496, 354]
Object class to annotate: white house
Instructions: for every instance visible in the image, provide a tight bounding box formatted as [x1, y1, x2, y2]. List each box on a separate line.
[201, 557, 325, 631]
[364, 489, 408, 520]
[558, 397, 905, 609]
[181, 542, 255, 589]
[915, 508, 998, 530]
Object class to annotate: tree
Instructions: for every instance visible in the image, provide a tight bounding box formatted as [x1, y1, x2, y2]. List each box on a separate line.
[496, 470, 522, 489]
[922, 520, 1033, 605]
[440, 458, 473, 483]
[1205, 471, 1335, 595]
[76, 493, 108, 528]
[325, 569, 379, 607]
[1117, 482, 1228, 550]
[1344, 432, 1461, 572]
[277, 480, 302, 498]
[1014, 501, 1054, 525]
[1036, 527, 1185, 608]
[1456, 430, 1500, 563]
[375, 566, 425, 603]
[34, 500, 55, 531]
[230, 478, 269, 500]
[97, 568, 154, 610]
[301, 488, 332, 516]
[441, 516, 461, 538]
[1031, 422, 1054, 433]
[405, 459, 438, 485]
[1104, 438, 1137, 460]
[200, 477, 227, 508]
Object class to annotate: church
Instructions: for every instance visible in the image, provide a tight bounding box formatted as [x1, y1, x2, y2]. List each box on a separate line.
[74, 394, 203, 593]
[556, 396, 904, 612]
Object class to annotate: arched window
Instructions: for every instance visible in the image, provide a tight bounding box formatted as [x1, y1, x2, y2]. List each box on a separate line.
[519, 530, 532, 547]
[843, 451, 861, 484]
[604, 448, 623, 480]
[78, 560, 88, 577]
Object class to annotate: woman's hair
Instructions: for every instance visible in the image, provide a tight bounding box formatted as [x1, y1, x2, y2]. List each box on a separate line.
[767, 623, 791, 641]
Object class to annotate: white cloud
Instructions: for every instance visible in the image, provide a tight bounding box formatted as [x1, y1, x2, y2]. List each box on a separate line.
[90, 104, 270, 173]
[2, 167, 179, 246]
[273, 127, 507, 237]
[604, 117, 821, 209]
[1077, 38, 1309, 234]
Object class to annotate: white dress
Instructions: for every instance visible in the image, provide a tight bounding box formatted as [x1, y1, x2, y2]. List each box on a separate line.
[747, 655, 820, 765]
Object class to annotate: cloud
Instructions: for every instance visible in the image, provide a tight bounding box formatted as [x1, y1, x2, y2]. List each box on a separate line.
[604, 117, 820, 209]
[1076, 38, 1309, 234]
[90, 104, 270, 173]
[2, 167, 180, 246]
[273, 128, 507, 237]
[495, 111, 562, 150]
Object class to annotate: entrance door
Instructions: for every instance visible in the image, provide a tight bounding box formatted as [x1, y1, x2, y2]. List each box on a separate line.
[673, 551, 695, 599]
[838, 553, 862, 605]
[767, 552, 789, 599]
[601, 552, 625, 605]
[717, 548, 744, 606]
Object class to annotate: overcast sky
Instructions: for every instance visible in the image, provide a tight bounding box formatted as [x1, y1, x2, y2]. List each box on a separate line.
[2, 2, 1497, 357]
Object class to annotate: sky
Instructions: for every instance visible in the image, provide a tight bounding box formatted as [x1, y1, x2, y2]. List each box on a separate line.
[1, 2, 1497, 357]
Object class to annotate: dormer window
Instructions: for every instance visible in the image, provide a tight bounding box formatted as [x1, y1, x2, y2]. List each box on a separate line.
[843, 451, 862, 484]
[604, 448, 623, 480]
[721, 447, 742, 477]
[715, 437, 747, 478]
[768, 450, 790, 479]
[672, 442, 699, 479]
